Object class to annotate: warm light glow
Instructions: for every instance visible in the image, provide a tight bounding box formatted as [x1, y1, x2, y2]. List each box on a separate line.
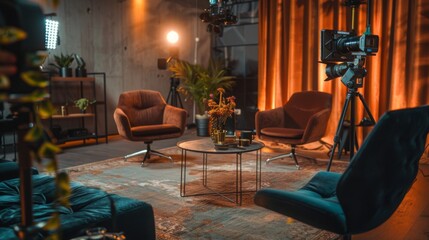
[166, 31, 179, 44]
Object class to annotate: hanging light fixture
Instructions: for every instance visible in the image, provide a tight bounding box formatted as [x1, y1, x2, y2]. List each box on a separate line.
[200, 0, 237, 36]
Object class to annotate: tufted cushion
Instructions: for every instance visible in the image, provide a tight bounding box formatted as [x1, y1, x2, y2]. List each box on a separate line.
[337, 105, 429, 234]
[0, 175, 156, 240]
[117, 90, 166, 127]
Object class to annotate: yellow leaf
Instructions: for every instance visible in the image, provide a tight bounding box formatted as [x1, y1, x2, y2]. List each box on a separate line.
[43, 213, 60, 231]
[0, 27, 27, 44]
[44, 159, 57, 172]
[0, 75, 10, 89]
[39, 142, 61, 159]
[38, 101, 55, 119]
[21, 71, 49, 88]
[17, 89, 49, 102]
[24, 125, 44, 142]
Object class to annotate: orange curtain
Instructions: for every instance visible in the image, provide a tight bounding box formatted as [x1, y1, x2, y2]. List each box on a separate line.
[258, 0, 429, 143]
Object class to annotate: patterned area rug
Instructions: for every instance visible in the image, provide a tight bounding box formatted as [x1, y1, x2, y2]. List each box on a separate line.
[65, 144, 348, 240]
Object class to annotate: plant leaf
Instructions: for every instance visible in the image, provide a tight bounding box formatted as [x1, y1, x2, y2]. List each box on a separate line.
[24, 125, 44, 143]
[43, 212, 61, 232]
[39, 142, 62, 159]
[21, 71, 49, 88]
[0, 75, 10, 89]
[0, 27, 27, 44]
[37, 101, 56, 119]
[18, 89, 49, 102]
[55, 171, 71, 207]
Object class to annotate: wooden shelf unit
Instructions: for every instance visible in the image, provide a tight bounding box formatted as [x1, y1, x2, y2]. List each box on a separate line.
[47, 73, 108, 145]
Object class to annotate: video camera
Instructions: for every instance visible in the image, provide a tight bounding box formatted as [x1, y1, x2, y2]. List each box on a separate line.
[320, 0, 379, 88]
[321, 29, 379, 62]
[0, 0, 45, 96]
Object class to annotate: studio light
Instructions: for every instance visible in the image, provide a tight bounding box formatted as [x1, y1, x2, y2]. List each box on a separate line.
[200, 0, 237, 36]
[45, 19, 59, 49]
[166, 30, 179, 45]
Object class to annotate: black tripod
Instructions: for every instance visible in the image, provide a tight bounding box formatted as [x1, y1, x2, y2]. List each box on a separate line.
[326, 86, 375, 171]
[166, 77, 183, 108]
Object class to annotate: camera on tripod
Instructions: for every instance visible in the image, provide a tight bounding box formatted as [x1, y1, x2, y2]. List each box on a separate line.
[320, 28, 379, 88]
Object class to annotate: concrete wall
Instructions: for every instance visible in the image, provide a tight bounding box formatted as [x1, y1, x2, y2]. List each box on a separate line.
[38, 0, 211, 135]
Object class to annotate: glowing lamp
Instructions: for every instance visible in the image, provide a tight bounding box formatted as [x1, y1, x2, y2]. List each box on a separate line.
[166, 31, 179, 44]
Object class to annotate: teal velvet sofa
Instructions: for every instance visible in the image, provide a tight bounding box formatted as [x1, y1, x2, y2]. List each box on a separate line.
[0, 161, 156, 240]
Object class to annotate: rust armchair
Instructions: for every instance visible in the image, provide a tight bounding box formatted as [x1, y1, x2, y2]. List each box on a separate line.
[255, 91, 332, 168]
[114, 90, 187, 166]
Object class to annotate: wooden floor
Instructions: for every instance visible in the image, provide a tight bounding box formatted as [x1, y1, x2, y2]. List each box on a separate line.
[4, 129, 429, 240]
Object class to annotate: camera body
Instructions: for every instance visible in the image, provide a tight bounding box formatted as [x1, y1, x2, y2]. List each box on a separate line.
[321, 29, 379, 63]
[321, 29, 379, 88]
[0, 0, 45, 96]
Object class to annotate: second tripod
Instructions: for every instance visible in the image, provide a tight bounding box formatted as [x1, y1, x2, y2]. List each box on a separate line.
[326, 87, 375, 171]
[166, 77, 183, 108]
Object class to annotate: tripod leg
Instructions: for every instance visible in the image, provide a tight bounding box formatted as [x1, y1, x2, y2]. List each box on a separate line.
[172, 88, 177, 106]
[357, 92, 376, 124]
[176, 91, 184, 108]
[327, 92, 352, 172]
[166, 89, 172, 104]
[349, 91, 356, 158]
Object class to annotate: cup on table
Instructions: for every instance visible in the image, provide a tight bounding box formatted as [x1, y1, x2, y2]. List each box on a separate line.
[240, 130, 254, 144]
[238, 138, 250, 147]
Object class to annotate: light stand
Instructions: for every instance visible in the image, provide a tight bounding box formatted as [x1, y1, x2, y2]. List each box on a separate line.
[166, 77, 183, 108]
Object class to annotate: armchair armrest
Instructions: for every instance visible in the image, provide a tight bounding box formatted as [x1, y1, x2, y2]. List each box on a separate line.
[301, 108, 331, 143]
[255, 107, 285, 137]
[113, 108, 133, 139]
[163, 105, 187, 134]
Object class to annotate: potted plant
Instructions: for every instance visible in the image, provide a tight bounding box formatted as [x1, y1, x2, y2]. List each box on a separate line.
[169, 58, 235, 136]
[74, 98, 96, 113]
[74, 54, 87, 77]
[50, 53, 74, 77]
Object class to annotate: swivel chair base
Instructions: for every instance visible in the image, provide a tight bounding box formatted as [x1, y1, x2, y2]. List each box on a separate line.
[266, 146, 317, 169]
[124, 142, 173, 166]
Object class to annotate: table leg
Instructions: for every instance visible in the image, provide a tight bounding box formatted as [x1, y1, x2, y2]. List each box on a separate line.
[239, 153, 242, 205]
[203, 153, 208, 186]
[180, 149, 187, 197]
[256, 149, 262, 190]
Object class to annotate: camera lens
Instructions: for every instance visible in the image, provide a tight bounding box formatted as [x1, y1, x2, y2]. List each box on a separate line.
[337, 36, 361, 53]
[325, 62, 349, 81]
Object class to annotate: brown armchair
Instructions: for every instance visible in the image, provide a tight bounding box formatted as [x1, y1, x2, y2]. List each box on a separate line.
[255, 91, 332, 168]
[113, 90, 187, 166]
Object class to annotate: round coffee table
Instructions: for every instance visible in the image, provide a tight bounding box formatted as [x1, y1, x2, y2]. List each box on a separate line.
[177, 138, 264, 205]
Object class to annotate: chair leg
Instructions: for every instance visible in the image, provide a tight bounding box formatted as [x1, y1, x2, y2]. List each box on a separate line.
[149, 150, 173, 163]
[124, 149, 148, 161]
[123, 142, 173, 166]
[266, 146, 300, 169]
